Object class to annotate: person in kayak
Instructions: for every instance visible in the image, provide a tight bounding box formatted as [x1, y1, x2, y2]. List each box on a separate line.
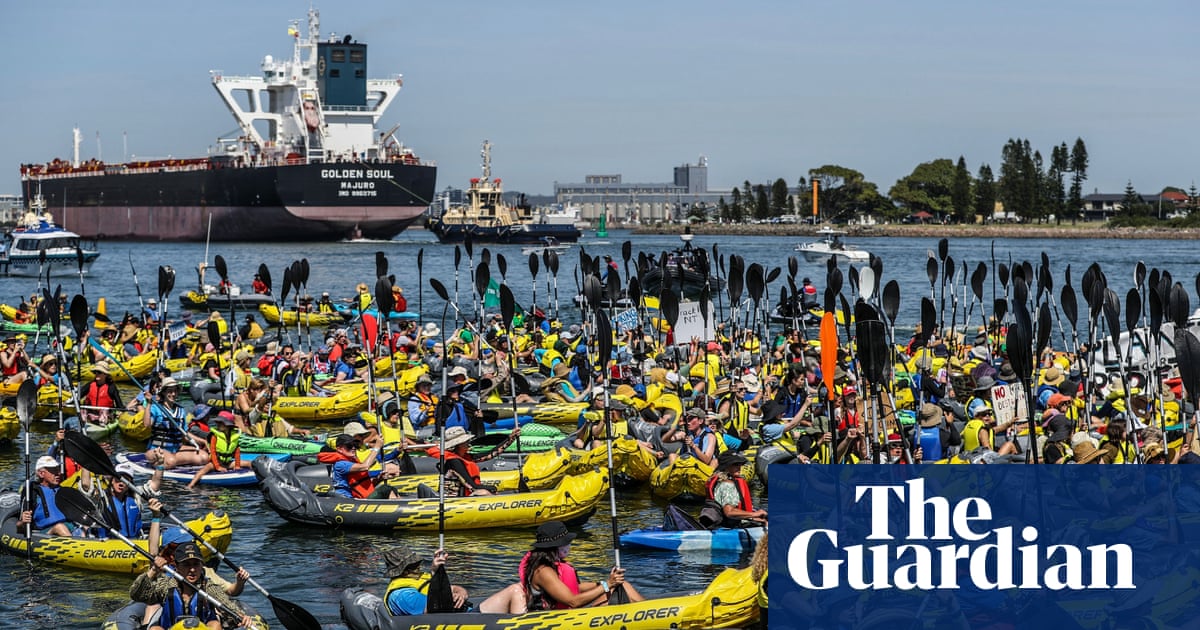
[142, 377, 209, 469]
[186, 412, 244, 489]
[520, 521, 644, 610]
[701, 451, 766, 528]
[78, 362, 124, 427]
[17, 456, 73, 537]
[140, 542, 252, 630]
[424, 425, 520, 497]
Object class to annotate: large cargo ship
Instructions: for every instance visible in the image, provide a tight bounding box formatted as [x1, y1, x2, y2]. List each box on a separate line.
[18, 9, 436, 242]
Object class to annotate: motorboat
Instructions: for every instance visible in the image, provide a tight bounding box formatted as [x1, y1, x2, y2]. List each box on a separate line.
[521, 236, 572, 256]
[0, 193, 99, 277]
[794, 227, 870, 263]
[640, 233, 724, 299]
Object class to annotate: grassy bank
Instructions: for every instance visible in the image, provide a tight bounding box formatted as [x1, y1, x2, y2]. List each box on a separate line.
[630, 222, 1200, 240]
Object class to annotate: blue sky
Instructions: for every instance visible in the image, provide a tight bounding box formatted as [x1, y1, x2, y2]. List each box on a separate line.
[3, 1, 1198, 198]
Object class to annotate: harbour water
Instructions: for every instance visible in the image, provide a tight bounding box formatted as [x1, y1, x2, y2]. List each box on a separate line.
[0, 229, 1196, 628]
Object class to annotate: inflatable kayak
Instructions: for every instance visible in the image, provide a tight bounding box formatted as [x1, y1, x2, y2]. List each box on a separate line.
[117, 409, 151, 442]
[0, 491, 231, 574]
[334, 303, 420, 321]
[179, 289, 275, 311]
[253, 444, 576, 495]
[480, 402, 588, 425]
[239, 435, 324, 457]
[82, 418, 119, 441]
[753, 444, 797, 486]
[116, 452, 290, 488]
[257, 460, 606, 531]
[102, 600, 267, 630]
[270, 385, 369, 423]
[621, 525, 765, 552]
[77, 350, 161, 384]
[649, 456, 713, 502]
[258, 303, 346, 327]
[340, 565, 759, 630]
[0, 407, 19, 444]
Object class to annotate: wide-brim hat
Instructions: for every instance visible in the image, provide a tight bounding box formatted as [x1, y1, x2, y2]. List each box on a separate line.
[1042, 366, 1065, 386]
[1142, 442, 1165, 461]
[1046, 415, 1072, 442]
[91, 362, 111, 375]
[758, 400, 784, 423]
[422, 323, 441, 338]
[383, 547, 423, 578]
[160, 376, 179, 389]
[265, 341, 280, 355]
[443, 425, 475, 449]
[343, 421, 369, 437]
[970, 345, 989, 360]
[997, 364, 1018, 381]
[531, 521, 577, 549]
[918, 403, 942, 428]
[1073, 441, 1105, 463]
[552, 362, 570, 378]
[974, 376, 996, 391]
[416, 374, 434, 387]
[741, 374, 760, 393]
[448, 366, 470, 379]
[717, 451, 748, 469]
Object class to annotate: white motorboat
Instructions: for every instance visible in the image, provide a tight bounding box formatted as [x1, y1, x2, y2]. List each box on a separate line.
[520, 236, 572, 256]
[0, 193, 99, 277]
[794, 227, 870, 263]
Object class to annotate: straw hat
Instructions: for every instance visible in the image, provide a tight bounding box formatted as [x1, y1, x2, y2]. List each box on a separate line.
[1142, 442, 1165, 461]
[1042, 366, 1065, 387]
[918, 403, 942, 428]
[1073, 441, 1105, 464]
[443, 426, 475, 449]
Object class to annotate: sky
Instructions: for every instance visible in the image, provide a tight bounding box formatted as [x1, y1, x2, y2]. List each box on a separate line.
[3, 1, 1199, 199]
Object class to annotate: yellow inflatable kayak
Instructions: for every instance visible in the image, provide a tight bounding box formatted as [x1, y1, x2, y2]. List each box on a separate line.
[258, 304, 345, 327]
[271, 385, 369, 422]
[339, 565, 759, 629]
[650, 455, 713, 502]
[257, 460, 607, 531]
[118, 409, 151, 441]
[80, 349, 161, 383]
[0, 407, 18, 442]
[0, 494, 232, 574]
[34, 384, 74, 420]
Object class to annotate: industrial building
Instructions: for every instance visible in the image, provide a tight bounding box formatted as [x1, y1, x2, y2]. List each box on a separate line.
[552, 157, 731, 225]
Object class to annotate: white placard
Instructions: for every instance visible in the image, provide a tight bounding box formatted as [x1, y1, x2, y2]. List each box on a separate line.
[674, 301, 716, 342]
[990, 383, 1028, 426]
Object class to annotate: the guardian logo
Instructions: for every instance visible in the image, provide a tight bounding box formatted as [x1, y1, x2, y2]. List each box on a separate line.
[787, 479, 1135, 591]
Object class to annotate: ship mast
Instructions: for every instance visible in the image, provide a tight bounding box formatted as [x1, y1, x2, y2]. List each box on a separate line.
[481, 140, 492, 181]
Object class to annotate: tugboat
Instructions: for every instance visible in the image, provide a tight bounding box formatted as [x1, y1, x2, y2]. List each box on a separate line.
[640, 233, 724, 299]
[0, 192, 99, 277]
[427, 141, 581, 244]
[19, 8, 436, 242]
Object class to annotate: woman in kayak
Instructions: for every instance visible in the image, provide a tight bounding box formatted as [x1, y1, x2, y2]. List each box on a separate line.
[519, 521, 644, 610]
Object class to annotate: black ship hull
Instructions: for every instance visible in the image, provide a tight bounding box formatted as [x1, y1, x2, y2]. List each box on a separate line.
[24, 162, 436, 242]
[640, 267, 724, 299]
[427, 219, 581, 244]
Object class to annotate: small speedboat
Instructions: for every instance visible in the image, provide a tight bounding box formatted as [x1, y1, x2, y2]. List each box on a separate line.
[794, 227, 870, 263]
[520, 236, 572, 256]
[0, 194, 99, 277]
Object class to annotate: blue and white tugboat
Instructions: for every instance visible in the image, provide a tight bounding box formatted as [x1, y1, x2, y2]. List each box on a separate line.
[0, 193, 99, 277]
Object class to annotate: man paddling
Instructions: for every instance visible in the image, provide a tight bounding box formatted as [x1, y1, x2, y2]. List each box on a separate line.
[17, 455, 73, 537]
[137, 542, 252, 630]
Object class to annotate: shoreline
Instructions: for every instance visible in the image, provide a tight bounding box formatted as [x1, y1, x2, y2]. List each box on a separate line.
[629, 222, 1200, 240]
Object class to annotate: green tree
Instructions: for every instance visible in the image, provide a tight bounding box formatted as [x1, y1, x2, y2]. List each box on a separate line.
[754, 185, 770, 220]
[999, 138, 1041, 221]
[717, 196, 730, 222]
[1190, 184, 1199, 215]
[728, 187, 743, 223]
[975, 164, 996, 222]
[888, 158, 956, 217]
[770, 178, 790, 217]
[1068, 138, 1088, 223]
[1049, 143, 1069, 224]
[808, 164, 883, 222]
[951, 156, 972, 223]
[742, 181, 755, 221]
[1121, 181, 1148, 217]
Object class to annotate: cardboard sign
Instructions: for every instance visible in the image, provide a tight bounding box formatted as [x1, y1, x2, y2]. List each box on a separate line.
[674, 301, 716, 342]
[990, 382, 1028, 425]
[613, 309, 639, 334]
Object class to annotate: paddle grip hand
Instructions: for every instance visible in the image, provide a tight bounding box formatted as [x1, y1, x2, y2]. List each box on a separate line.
[608, 566, 626, 589]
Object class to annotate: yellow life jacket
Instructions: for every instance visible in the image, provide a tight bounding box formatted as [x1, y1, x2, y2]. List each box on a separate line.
[385, 573, 431, 604]
[1100, 437, 1136, 464]
[723, 396, 750, 435]
[246, 321, 264, 339]
[963, 419, 994, 451]
[211, 430, 240, 466]
[539, 349, 564, 371]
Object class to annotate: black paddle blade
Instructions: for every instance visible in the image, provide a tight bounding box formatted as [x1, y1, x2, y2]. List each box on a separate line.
[454, 245, 462, 270]
[920, 297, 935, 343]
[1125, 288, 1141, 334]
[299, 258, 310, 288]
[464, 236, 474, 261]
[1102, 288, 1121, 346]
[882, 280, 901, 326]
[1007, 309, 1033, 381]
[1149, 286, 1163, 339]
[854, 300, 887, 384]
[869, 255, 883, 292]
[430, 278, 450, 302]
[1060, 285, 1078, 332]
[214, 254, 228, 281]
[698, 285, 710, 327]
[766, 267, 781, 285]
[971, 262, 986, 302]
[418, 248, 425, 271]
[207, 321, 221, 348]
[993, 298, 1007, 325]
[727, 256, 744, 304]
[425, 563, 456, 614]
[289, 260, 303, 292]
[628, 276, 642, 306]
[56, 486, 102, 527]
[16, 379, 36, 427]
[827, 267, 843, 299]
[1012, 275, 1028, 307]
[1021, 261, 1034, 289]
[475, 262, 491, 299]
[660, 290, 680, 328]
[595, 309, 613, 368]
[548, 250, 559, 276]
[480, 248, 491, 268]
[500, 284, 516, 328]
[1135, 261, 1146, 291]
[376, 276, 395, 315]
[788, 256, 799, 280]
[528, 252, 539, 278]
[606, 269, 622, 305]
[163, 266, 175, 296]
[937, 237, 949, 262]
[848, 266, 859, 296]
[258, 264, 272, 294]
[1035, 302, 1052, 359]
[998, 263, 1010, 290]
[374, 252, 388, 280]
[281, 267, 293, 303]
[1170, 283, 1191, 330]
[747, 263, 765, 304]
[622, 240, 632, 263]
[824, 287, 836, 315]
[944, 255, 955, 284]
[69, 294, 89, 339]
[1176, 329, 1200, 407]
[925, 257, 938, 288]
[584, 275, 603, 309]
[62, 431, 120, 477]
[42, 286, 61, 335]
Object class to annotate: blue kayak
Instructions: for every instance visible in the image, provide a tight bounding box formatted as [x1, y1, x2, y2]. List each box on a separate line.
[334, 304, 420, 321]
[620, 526, 765, 552]
[115, 452, 291, 488]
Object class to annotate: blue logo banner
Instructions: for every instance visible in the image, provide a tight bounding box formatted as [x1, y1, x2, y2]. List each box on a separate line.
[767, 465, 1200, 629]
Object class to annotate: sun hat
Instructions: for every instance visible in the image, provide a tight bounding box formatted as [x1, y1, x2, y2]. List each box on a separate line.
[918, 403, 943, 428]
[265, 341, 279, 355]
[448, 366, 469, 379]
[717, 451, 748, 469]
[741, 374, 761, 393]
[40, 354, 56, 366]
[91, 362, 111, 375]
[551, 362, 570, 379]
[1046, 415, 1072, 442]
[443, 425, 475, 449]
[161, 376, 179, 389]
[973, 376, 996, 392]
[35, 456, 59, 471]
[173, 542, 204, 564]
[191, 404, 213, 420]
[1073, 441, 1105, 464]
[422, 323, 441, 338]
[416, 374, 433, 387]
[971, 405, 994, 418]
[970, 345, 989, 360]
[1042, 366, 1065, 387]
[343, 421, 369, 437]
[1142, 442, 1166, 461]
[383, 547, 423, 578]
[531, 521, 577, 549]
[997, 363, 1018, 382]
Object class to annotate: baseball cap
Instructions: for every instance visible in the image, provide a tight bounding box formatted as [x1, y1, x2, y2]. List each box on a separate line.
[35, 456, 60, 471]
[173, 542, 204, 564]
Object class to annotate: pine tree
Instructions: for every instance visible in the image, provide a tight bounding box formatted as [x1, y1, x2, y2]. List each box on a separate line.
[729, 188, 743, 223]
[1049, 143, 1069, 225]
[770, 178, 790, 217]
[1121, 181, 1142, 217]
[1069, 138, 1088, 224]
[754, 185, 770, 221]
[975, 164, 996, 222]
[951, 156, 972, 223]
